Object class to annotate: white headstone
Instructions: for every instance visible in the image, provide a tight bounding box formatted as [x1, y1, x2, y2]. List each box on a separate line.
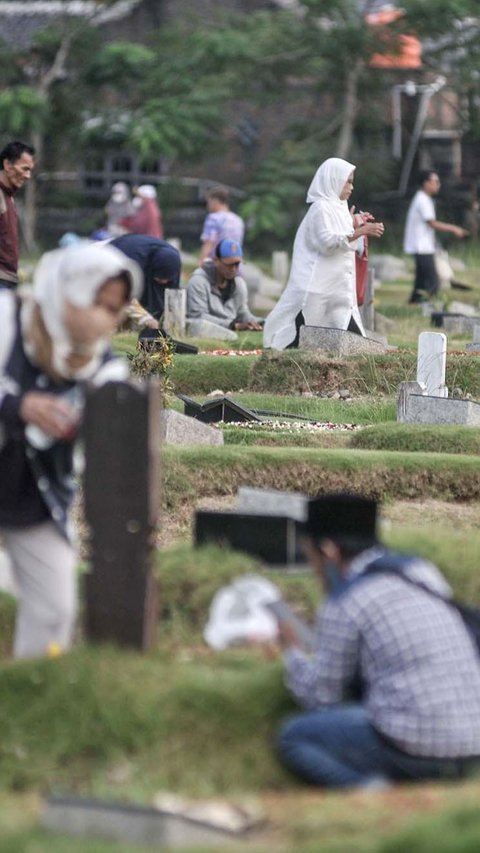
[271, 251, 290, 285]
[163, 289, 186, 336]
[417, 331, 448, 397]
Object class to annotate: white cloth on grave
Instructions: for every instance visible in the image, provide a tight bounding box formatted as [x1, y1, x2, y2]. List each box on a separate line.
[263, 157, 365, 350]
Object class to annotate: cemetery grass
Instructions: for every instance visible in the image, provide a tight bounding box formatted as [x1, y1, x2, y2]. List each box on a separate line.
[2, 531, 480, 851]
[164, 446, 480, 507]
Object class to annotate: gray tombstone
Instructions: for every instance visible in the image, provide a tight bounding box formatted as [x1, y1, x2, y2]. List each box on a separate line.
[417, 332, 448, 398]
[236, 487, 307, 522]
[299, 326, 388, 355]
[271, 251, 290, 286]
[467, 324, 480, 354]
[163, 289, 186, 337]
[185, 319, 238, 341]
[83, 380, 161, 650]
[396, 380, 427, 422]
[359, 268, 375, 333]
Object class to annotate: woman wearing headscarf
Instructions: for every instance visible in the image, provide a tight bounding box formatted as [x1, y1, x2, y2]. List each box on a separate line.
[263, 158, 385, 350]
[0, 242, 142, 658]
[105, 181, 135, 237]
[111, 234, 181, 330]
[120, 184, 164, 239]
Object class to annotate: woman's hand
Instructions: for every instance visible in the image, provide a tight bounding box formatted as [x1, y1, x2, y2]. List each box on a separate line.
[362, 221, 385, 238]
[20, 392, 79, 440]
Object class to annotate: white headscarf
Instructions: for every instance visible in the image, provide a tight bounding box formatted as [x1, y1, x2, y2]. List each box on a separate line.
[28, 241, 142, 380]
[306, 157, 356, 204]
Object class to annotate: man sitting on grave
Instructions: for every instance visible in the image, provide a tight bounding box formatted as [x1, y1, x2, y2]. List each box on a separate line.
[186, 239, 263, 333]
[271, 493, 480, 789]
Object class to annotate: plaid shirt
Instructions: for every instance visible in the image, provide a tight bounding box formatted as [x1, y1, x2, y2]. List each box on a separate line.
[284, 548, 480, 758]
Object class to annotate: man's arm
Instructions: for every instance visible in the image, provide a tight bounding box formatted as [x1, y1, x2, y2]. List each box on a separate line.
[232, 279, 263, 330]
[283, 600, 360, 710]
[429, 220, 469, 239]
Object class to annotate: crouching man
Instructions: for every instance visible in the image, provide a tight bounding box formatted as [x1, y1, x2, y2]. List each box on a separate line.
[276, 493, 480, 789]
[186, 239, 262, 333]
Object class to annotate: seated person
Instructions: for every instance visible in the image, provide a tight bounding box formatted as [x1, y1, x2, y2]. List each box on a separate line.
[186, 239, 262, 332]
[275, 493, 480, 789]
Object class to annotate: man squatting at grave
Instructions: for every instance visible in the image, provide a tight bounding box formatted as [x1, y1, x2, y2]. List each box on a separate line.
[271, 493, 480, 788]
[186, 239, 263, 332]
[0, 242, 142, 658]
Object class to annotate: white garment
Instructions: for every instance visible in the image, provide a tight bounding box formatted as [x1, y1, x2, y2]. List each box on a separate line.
[1, 520, 76, 658]
[403, 190, 436, 254]
[263, 158, 364, 350]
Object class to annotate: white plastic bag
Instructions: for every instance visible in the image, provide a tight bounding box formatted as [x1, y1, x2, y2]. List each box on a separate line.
[204, 574, 281, 650]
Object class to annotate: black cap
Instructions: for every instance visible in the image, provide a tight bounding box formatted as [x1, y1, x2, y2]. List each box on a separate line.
[302, 493, 378, 546]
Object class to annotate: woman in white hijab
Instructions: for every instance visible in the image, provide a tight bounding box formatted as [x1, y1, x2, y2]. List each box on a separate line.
[263, 158, 385, 350]
[0, 242, 142, 658]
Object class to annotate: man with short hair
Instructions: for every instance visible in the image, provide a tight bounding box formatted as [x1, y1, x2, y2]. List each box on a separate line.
[275, 493, 480, 789]
[186, 239, 262, 332]
[0, 140, 35, 289]
[199, 186, 245, 263]
[404, 170, 468, 304]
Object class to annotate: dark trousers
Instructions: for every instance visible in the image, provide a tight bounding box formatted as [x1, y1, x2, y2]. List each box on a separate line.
[278, 704, 480, 789]
[409, 254, 439, 303]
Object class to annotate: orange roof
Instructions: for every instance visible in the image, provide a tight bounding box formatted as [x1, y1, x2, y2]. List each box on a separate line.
[366, 8, 422, 69]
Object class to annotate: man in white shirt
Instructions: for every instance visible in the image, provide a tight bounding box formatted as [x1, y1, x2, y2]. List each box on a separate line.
[403, 170, 468, 304]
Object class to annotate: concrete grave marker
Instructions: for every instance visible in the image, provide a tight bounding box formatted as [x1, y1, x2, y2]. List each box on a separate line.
[43, 795, 263, 848]
[299, 326, 389, 355]
[236, 487, 307, 522]
[359, 268, 376, 333]
[83, 380, 161, 650]
[417, 331, 448, 397]
[467, 324, 480, 354]
[163, 289, 186, 337]
[186, 319, 238, 341]
[271, 251, 290, 286]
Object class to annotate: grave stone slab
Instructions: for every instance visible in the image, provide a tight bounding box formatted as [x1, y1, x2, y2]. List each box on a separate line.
[368, 254, 408, 281]
[161, 409, 224, 446]
[359, 268, 375, 332]
[443, 315, 480, 336]
[299, 326, 389, 355]
[396, 381, 427, 422]
[42, 796, 261, 848]
[163, 289, 186, 337]
[417, 331, 448, 397]
[466, 324, 480, 354]
[236, 487, 307, 522]
[195, 511, 306, 566]
[271, 251, 290, 285]
[448, 301, 477, 316]
[400, 394, 480, 426]
[83, 380, 161, 650]
[186, 319, 238, 341]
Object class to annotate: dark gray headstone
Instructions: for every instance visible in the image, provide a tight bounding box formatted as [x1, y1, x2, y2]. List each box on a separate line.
[83, 381, 161, 650]
[195, 511, 305, 566]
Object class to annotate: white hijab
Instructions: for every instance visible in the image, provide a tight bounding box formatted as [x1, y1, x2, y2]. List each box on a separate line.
[306, 157, 356, 231]
[307, 157, 356, 203]
[27, 241, 142, 380]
